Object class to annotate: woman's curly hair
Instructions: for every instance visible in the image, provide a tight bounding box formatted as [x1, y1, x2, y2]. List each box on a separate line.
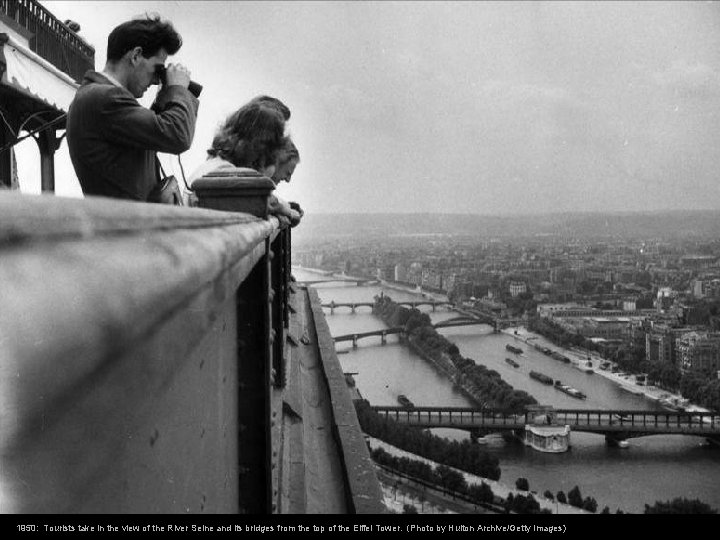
[208, 101, 288, 172]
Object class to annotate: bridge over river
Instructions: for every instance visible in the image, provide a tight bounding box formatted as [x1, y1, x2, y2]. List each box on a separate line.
[334, 316, 521, 345]
[322, 300, 453, 314]
[371, 406, 720, 445]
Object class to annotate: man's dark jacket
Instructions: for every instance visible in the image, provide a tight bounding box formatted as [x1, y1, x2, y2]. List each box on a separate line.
[66, 71, 199, 201]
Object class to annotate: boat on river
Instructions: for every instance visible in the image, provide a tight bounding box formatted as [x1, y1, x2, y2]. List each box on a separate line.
[505, 357, 520, 368]
[660, 397, 689, 412]
[523, 408, 570, 453]
[524, 424, 571, 453]
[529, 370, 554, 385]
[548, 350, 571, 363]
[397, 394, 415, 408]
[554, 380, 587, 399]
[506, 344, 523, 354]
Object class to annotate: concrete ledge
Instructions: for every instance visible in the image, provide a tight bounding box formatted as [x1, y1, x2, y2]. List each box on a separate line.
[0, 192, 278, 513]
[307, 287, 386, 514]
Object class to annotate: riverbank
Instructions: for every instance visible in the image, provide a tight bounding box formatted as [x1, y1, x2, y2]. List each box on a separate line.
[504, 326, 710, 413]
[369, 437, 590, 515]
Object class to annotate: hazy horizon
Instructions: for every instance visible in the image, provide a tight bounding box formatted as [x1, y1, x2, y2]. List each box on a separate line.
[14, 1, 720, 215]
[293, 208, 720, 217]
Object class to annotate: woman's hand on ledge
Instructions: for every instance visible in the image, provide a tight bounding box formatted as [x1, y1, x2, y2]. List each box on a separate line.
[269, 195, 303, 228]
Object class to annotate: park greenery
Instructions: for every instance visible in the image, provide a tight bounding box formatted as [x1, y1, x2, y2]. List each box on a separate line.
[644, 497, 718, 514]
[371, 447, 497, 508]
[373, 295, 536, 412]
[371, 447, 552, 514]
[527, 316, 603, 355]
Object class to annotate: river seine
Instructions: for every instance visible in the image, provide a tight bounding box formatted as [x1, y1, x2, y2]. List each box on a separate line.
[295, 269, 720, 513]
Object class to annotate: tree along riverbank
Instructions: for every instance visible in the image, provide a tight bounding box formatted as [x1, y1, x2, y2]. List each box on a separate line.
[367, 437, 591, 515]
[373, 295, 536, 412]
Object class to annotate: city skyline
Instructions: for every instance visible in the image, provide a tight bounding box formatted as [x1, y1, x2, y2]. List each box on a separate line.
[15, 1, 720, 215]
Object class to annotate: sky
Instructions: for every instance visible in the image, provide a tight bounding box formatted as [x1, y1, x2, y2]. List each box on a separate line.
[14, 1, 720, 215]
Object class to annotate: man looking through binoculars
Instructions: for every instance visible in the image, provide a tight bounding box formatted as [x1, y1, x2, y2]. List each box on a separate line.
[67, 14, 199, 201]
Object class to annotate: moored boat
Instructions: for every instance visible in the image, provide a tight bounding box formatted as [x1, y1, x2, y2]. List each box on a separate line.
[660, 397, 689, 412]
[529, 370, 554, 385]
[506, 344, 523, 354]
[397, 394, 415, 408]
[523, 424, 571, 453]
[505, 357, 520, 368]
[549, 350, 571, 363]
[554, 380, 587, 399]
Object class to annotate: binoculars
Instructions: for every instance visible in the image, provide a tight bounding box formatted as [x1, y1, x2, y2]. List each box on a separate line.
[155, 65, 203, 97]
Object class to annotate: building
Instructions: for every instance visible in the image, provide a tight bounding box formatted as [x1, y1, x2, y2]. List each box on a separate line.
[576, 317, 631, 340]
[676, 331, 720, 374]
[656, 287, 675, 312]
[509, 280, 527, 297]
[644, 323, 693, 366]
[393, 263, 407, 282]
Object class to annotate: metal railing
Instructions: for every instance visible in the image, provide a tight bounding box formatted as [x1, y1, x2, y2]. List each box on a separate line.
[1, 0, 94, 82]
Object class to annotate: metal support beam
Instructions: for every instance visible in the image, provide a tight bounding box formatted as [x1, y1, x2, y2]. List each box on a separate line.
[35, 127, 63, 192]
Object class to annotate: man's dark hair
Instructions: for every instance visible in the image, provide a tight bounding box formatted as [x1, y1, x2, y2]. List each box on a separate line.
[107, 14, 182, 61]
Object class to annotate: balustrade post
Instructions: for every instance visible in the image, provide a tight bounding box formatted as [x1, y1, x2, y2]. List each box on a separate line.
[192, 168, 278, 514]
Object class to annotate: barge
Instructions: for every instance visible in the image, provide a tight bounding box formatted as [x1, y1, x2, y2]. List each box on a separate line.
[529, 370, 554, 385]
[397, 394, 415, 408]
[522, 407, 570, 453]
[524, 424, 571, 453]
[506, 344, 523, 354]
[505, 357, 520, 368]
[554, 380, 587, 399]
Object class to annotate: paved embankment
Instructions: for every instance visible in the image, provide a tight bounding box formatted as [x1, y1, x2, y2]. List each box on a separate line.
[506, 326, 710, 413]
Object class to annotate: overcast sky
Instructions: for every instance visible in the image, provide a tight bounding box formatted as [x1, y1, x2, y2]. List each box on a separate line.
[17, 1, 720, 215]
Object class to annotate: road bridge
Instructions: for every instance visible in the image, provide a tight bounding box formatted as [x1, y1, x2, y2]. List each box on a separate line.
[335, 327, 406, 346]
[334, 317, 500, 347]
[433, 316, 494, 329]
[322, 300, 453, 314]
[370, 406, 720, 445]
[297, 278, 379, 286]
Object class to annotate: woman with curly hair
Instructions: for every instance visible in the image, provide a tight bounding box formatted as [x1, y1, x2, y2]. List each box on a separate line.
[189, 99, 301, 225]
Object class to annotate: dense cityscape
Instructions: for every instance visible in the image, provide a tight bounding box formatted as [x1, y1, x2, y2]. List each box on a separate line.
[295, 211, 720, 412]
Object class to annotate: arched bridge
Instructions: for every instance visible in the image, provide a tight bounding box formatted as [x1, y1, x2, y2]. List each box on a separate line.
[433, 315, 494, 329]
[297, 278, 379, 286]
[335, 327, 405, 346]
[334, 317, 494, 347]
[323, 300, 453, 314]
[370, 406, 720, 444]
[332, 316, 524, 347]
[298, 277, 380, 287]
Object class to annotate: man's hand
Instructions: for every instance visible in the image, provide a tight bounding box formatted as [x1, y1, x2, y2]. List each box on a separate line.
[289, 201, 304, 218]
[164, 63, 191, 89]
